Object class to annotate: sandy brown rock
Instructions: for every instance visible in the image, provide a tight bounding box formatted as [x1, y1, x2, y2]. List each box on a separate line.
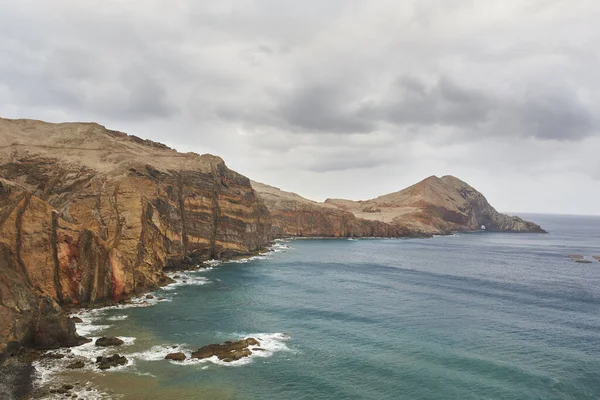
[96, 354, 128, 370]
[0, 118, 271, 355]
[66, 360, 85, 369]
[95, 337, 124, 347]
[191, 338, 260, 362]
[325, 175, 545, 235]
[0, 118, 271, 303]
[165, 352, 187, 361]
[0, 179, 91, 354]
[251, 181, 417, 238]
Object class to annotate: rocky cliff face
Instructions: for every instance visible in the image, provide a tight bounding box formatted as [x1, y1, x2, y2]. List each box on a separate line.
[0, 179, 89, 355]
[0, 117, 545, 358]
[326, 175, 545, 235]
[251, 181, 416, 238]
[0, 118, 271, 354]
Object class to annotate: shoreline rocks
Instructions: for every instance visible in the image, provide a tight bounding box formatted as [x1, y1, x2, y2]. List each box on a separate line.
[96, 354, 128, 370]
[95, 337, 124, 347]
[165, 352, 187, 361]
[66, 360, 85, 369]
[191, 338, 260, 363]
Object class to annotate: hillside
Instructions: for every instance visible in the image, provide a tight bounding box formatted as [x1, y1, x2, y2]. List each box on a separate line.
[325, 175, 546, 234]
[251, 181, 415, 237]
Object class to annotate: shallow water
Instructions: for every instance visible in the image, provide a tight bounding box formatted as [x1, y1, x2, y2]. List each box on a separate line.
[36, 214, 600, 399]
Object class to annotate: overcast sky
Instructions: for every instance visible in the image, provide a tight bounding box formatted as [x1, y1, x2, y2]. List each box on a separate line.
[1, 0, 599, 215]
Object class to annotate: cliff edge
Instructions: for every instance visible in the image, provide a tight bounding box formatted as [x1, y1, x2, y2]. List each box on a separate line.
[251, 181, 416, 238]
[0, 118, 271, 354]
[325, 175, 545, 235]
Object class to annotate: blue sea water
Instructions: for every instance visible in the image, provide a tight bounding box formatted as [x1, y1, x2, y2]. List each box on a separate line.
[55, 214, 600, 399]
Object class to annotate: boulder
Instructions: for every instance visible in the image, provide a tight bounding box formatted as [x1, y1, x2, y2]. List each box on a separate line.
[66, 361, 85, 369]
[165, 352, 187, 361]
[146, 294, 154, 299]
[95, 337, 124, 347]
[191, 338, 260, 362]
[71, 317, 84, 324]
[96, 354, 128, 370]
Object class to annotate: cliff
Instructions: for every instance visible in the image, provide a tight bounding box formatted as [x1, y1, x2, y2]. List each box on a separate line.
[325, 175, 546, 235]
[0, 118, 271, 354]
[0, 117, 545, 359]
[0, 179, 89, 355]
[251, 181, 416, 237]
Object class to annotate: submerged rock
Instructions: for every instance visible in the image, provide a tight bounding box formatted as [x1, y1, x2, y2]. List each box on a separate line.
[165, 352, 187, 361]
[95, 337, 124, 347]
[191, 338, 260, 362]
[146, 294, 154, 299]
[96, 354, 128, 370]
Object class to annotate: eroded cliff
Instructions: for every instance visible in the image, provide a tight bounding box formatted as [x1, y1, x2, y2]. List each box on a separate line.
[251, 181, 416, 238]
[0, 118, 271, 354]
[325, 175, 545, 235]
[0, 179, 89, 355]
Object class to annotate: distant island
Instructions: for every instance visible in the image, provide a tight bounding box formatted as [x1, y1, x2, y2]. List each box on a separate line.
[0, 117, 544, 389]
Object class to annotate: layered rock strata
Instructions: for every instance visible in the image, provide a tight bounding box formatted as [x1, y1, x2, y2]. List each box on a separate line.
[251, 181, 417, 238]
[325, 175, 545, 235]
[0, 118, 271, 355]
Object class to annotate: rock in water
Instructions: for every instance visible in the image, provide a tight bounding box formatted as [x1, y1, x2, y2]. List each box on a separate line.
[191, 338, 260, 362]
[66, 361, 85, 369]
[95, 337, 124, 347]
[71, 317, 84, 324]
[165, 352, 187, 361]
[96, 354, 128, 370]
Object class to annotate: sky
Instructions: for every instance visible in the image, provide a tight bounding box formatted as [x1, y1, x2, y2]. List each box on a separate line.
[0, 0, 598, 215]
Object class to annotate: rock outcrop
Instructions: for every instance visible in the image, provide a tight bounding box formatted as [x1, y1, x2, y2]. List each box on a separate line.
[0, 117, 545, 364]
[0, 178, 90, 355]
[191, 338, 260, 362]
[251, 181, 417, 238]
[0, 118, 271, 355]
[325, 175, 545, 235]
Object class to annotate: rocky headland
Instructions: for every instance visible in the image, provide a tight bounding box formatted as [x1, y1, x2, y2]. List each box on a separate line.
[324, 175, 546, 235]
[0, 117, 545, 397]
[251, 181, 419, 238]
[0, 118, 270, 372]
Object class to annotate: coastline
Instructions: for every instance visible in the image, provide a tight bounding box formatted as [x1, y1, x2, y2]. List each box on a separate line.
[11, 240, 292, 400]
[4, 230, 551, 399]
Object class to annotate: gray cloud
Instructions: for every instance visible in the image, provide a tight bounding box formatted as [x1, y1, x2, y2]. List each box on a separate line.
[277, 84, 376, 133]
[0, 0, 599, 214]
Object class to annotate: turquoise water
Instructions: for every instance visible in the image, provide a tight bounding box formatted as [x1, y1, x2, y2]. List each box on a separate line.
[61, 214, 600, 399]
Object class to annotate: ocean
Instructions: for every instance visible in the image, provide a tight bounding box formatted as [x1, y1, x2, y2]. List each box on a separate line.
[34, 214, 600, 400]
